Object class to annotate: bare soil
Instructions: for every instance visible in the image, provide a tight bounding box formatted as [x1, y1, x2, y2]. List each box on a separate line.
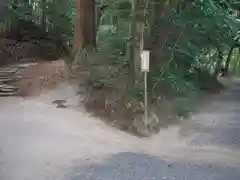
[0, 77, 240, 180]
[16, 60, 71, 97]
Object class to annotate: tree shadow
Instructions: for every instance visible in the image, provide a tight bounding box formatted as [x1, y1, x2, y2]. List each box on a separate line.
[64, 152, 240, 180]
[188, 113, 240, 149]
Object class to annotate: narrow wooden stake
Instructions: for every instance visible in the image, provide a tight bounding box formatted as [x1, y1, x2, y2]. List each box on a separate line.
[144, 71, 148, 126]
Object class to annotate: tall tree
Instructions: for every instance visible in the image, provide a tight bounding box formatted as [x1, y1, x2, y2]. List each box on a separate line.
[131, 0, 145, 78]
[73, 0, 96, 55]
[41, 0, 46, 31]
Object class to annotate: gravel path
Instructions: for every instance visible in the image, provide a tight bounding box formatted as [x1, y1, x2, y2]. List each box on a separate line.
[0, 79, 240, 180]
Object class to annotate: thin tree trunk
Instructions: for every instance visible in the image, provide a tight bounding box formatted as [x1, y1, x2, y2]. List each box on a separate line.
[222, 46, 235, 76]
[0, 0, 8, 19]
[72, 0, 83, 54]
[41, 0, 46, 31]
[233, 48, 240, 73]
[132, 0, 145, 79]
[96, 4, 107, 28]
[214, 48, 224, 77]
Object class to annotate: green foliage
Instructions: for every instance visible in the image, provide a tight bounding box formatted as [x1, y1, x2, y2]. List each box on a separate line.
[174, 97, 195, 118]
[0, 0, 75, 45]
[80, 0, 240, 128]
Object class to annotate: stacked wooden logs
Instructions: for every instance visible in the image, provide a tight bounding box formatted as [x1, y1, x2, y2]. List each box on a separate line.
[0, 63, 36, 96]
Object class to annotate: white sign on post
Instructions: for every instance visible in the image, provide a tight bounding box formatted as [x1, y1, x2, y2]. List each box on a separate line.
[141, 50, 150, 72]
[141, 50, 150, 126]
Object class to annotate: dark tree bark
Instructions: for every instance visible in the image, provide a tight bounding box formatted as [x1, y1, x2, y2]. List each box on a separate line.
[41, 0, 47, 31]
[214, 48, 224, 77]
[0, 0, 8, 16]
[131, 0, 145, 78]
[73, 0, 96, 55]
[222, 46, 235, 76]
[72, 0, 83, 54]
[83, 0, 96, 48]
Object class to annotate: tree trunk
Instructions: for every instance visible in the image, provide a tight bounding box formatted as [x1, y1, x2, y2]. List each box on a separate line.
[233, 48, 240, 73]
[131, 0, 145, 79]
[0, 0, 8, 19]
[73, 0, 96, 55]
[222, 46, 235, 76]
[41, 0, 46, 31]
[96, 4, 107, 28]
[83, 0, 96, 48]
[72, 0, 83, 54]
[214, 48, 224, 77]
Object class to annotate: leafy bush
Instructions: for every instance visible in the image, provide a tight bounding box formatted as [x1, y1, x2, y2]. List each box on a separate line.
[77, 0, 240, 135]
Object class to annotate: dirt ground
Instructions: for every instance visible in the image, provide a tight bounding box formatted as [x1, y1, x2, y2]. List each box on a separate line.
[0, 77, 240, 180]
[16, 60, 74, 97]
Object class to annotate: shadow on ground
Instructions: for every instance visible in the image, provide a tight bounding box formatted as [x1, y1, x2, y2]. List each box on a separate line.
[188, 82, 240, 149]
[65, 152, 240, 180]
[188, 113, 240, 149]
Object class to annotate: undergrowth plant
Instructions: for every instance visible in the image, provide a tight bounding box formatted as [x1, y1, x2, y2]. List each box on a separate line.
[75, 0, 240, 136]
